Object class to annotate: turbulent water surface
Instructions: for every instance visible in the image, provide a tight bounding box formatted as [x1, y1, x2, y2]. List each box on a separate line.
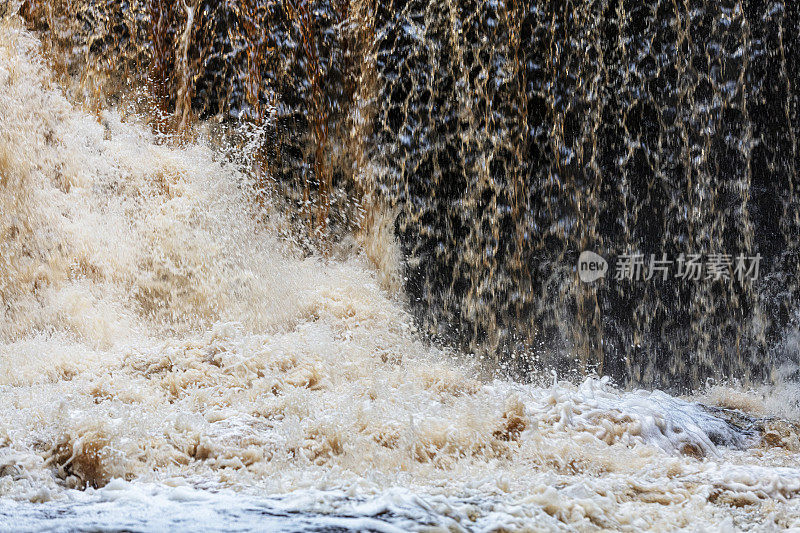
[1, 8, 800, 533]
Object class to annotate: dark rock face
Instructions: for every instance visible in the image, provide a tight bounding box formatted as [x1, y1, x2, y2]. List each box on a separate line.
[22, 0, 800, 388]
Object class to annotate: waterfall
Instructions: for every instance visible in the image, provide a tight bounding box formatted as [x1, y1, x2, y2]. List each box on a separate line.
[2, 3, 800, 529]
[14, 0, 800, 388]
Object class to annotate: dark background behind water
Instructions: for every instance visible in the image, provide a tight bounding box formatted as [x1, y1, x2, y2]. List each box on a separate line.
[20, 0, 800, 388]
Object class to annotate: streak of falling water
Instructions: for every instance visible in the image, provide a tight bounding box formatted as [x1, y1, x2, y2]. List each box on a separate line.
[174, 0, 197, 134]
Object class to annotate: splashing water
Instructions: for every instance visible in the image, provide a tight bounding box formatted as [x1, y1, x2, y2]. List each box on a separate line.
[14, 0, 800, 387]
[2, 6, 800, 532]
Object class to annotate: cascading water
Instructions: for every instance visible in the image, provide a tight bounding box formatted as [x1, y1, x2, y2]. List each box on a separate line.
[1, 0, 800, 531]
[367, 0, 800, 387]
[22, 0, 799, 388]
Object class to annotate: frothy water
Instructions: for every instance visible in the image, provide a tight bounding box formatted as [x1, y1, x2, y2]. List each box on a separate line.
[1, 9, 800, 532]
